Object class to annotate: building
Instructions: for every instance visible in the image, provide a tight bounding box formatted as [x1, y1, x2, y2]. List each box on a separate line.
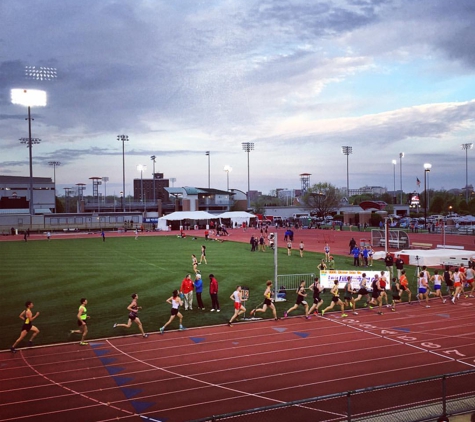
[133, 173, 170, 204]
[0, 175, 55, 214]
[164, 187, 234, 213]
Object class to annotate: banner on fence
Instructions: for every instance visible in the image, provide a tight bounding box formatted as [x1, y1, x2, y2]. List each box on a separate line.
[320, 270, 390, 290]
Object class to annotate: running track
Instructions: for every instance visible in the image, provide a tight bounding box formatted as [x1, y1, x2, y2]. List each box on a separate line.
[1, 298, 475, 422]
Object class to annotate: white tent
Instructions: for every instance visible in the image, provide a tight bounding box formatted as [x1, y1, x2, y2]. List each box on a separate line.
[157, 211, 216, 230]
[217, 211, 256, 227]
[159, 211, 216, 221]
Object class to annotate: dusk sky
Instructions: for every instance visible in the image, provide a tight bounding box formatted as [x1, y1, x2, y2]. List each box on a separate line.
[1, 0, 475, 199]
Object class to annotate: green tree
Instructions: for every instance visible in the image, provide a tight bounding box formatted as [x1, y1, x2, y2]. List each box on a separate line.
[301, 182, 342, 217]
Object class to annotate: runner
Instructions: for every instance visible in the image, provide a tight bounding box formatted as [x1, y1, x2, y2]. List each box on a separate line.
[160, 290, 185, 333]
[284, 280, 309, 319]
[379, 270, 389, 307]
[430, 270, 446, 304]
[70, 298, 90, 346]
[250, 280, 277, 320]
[321, 280, 347, 318]
[418, 271, 430, 308]
[228, 285, 247, 326]
[368, 274, 384, 315]
[287, 240, 292, 256]
[113, 294, 148, 337]
[191, 254, 199, 273]
[343, 276, 358, 315]
[399, 269, 412, 304]
[451, 268, 464, 304]
[199, 245, 207, 264]
[353, 273, 370, 308]
[299, 241, 304, 258]
[443, 265, 454, 297]
[318, 259, 327, 271]
[308, 277, 324, 316]
[390, 277, 401, 311]
[324, 243, 330, 262]
[10, 301, 40, 353]
[464, 264, 475, 297]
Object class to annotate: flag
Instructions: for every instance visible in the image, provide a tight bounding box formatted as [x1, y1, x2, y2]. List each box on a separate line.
[416, 178, 421, 187]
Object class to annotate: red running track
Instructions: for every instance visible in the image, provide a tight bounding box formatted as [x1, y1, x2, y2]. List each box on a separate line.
[1, 297, 475, 422]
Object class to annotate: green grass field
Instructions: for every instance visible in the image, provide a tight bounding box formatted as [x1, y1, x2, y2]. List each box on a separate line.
[1, 235, 414, 351]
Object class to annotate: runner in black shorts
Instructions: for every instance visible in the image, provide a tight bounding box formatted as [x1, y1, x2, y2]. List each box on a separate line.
[284, 280, 309, 319]
[11, 301, 40, 353]
[343, 276, 358, 315]
[113, 293, 148, 338]
[308, 278, 324, 316]
[251, 280, 278, 320]
[321, 280, 347, 318]
[353, 273, 370, 308]
[368, 275, 384, 315]
[390, 277, 401, 311]
[444, 265, 454, 296]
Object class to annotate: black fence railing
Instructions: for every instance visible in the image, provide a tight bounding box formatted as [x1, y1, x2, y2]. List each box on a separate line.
[190, 369, 475, 422]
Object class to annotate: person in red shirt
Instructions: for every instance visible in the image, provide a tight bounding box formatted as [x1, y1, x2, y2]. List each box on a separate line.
[180, 274, 194, 310]
[209, 274, 220, 312]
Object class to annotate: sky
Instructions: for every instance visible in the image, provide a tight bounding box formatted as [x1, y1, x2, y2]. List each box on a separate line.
[1, 0, 475, 199]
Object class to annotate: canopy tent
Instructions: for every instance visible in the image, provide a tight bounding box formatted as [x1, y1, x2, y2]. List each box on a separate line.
[159, 211, 216, 221]
[157, 211, 216, 230]
[217, 211, 256, 228]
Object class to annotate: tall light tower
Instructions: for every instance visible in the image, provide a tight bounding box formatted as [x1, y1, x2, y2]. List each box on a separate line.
[48, 161, 61, 184]
[341, 146, 352, 198]
[102, 177, 109, 204]
[424, 163, 432, 228]
[137, 165, 146, 203]
[205, 151, 210, 188]
[461, 143, 473, 203]
[392, 160, 397, 204]
[11, 89, 47, 224]
[150, 155, 156, 204]
[224, 165, 232, 191]
[242, 142, 254, 210]
[399, 152, 404, 204]
[117, 134, 129, 212]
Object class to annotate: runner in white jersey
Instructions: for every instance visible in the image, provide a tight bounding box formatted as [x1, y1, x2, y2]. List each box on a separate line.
[430, 270, 446, 303]
[417, 272, 430, 308]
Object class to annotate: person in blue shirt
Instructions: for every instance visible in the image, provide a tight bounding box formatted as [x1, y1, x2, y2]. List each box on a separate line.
[352, 246, 360, 267]
[362, 247, 369, 267]
[194, 273, 205, 310]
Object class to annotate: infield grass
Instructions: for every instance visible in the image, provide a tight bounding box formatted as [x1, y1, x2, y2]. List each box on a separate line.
[1, 234, 412, 351]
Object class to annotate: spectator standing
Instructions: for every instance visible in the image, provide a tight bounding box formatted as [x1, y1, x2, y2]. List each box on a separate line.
[352, 246, 360, 267]
[180, 274, 194, 310]
[209, 274, 220, 312]
[194, 274, 205, 310]
[349, 237, 356, 254]
[395, 255, 405, 279]
[384, 253, 394, 279]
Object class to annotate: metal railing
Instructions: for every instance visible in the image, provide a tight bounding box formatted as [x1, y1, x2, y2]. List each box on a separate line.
[191, 369, 475, 422]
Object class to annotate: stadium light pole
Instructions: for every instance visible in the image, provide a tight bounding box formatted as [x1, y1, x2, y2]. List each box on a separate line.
[424, 163, 432, 229]
[392, 160, 397, 205]
[150, 155, 156, 204]
[205, 151, 210, 188]
[48, 161, 61, 213]
[341, 146, 352, 198]
[48, 161, 61, 184]
[117, 135, 129, 212]
[399, 152, 404, 204]
[11, 89, 47, 225]
[137, 165, 146, 203]
[224, 165, 232, 191]
[242, 142, 254, 210]
[461, 143, 473, 203]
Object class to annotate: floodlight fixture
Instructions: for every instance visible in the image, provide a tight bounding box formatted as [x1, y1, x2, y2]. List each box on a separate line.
[11, 89, 47, 107]
[25, 66, 57, 81]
